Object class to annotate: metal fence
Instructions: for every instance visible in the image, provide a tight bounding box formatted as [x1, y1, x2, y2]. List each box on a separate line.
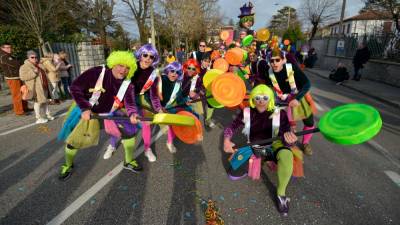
[311, 33, 400, 62]
[51, 43, 81, 79]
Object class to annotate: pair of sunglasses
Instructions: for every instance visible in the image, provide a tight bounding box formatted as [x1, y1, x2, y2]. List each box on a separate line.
[270, 58, 281, 64]
[187, 67, 197, 71]
[254, 95, 269, 101]
[169, 70, 177, 74]
[142, 53, 155, 60]
[199, 45, 206, 47]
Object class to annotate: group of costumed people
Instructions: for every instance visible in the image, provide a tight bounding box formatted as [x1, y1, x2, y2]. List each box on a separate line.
[57, 1, 319, 218]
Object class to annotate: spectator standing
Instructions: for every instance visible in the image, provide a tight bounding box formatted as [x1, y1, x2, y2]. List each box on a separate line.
[190, 40, 210, 65]
[0, 43, 29, 115]
[166, 51, 176, 64]
[41, 53, 61, 104]
[19, 50, 54, 124]
[57, 51, 73, 98]
[352, 43, 370, 81]
[304, 48, 317, 68]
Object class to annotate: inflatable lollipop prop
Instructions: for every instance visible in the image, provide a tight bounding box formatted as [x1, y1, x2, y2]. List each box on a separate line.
[171, 111, 203, 144]
[230, 103, 382, 169]
[211, 72, 247, 107]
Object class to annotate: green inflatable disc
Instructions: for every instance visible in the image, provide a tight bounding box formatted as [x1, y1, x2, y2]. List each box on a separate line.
[206, 90, 224, 108]
[319, 104, 382, 145]
[241, 35, 253, 47]
[242, 50, 248, 61]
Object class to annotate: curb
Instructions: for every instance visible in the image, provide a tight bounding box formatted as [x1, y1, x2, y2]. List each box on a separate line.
[306, 69, 400, 109]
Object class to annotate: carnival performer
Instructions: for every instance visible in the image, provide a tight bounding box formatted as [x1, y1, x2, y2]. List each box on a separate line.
[237, 2, 255, 37]
[182, 58, 207, 122]
[103, 44, 162, 162]
[199, 55, 217, 128]
[59, 51, 140, 181]
[223, 84, 297, 216]
[158, 62, 192, 155]
[266, 47, 315, 155]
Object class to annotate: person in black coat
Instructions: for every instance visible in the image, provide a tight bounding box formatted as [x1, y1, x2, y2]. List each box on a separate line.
[329, 63, 349, 85]
[352, 43, 370, 81]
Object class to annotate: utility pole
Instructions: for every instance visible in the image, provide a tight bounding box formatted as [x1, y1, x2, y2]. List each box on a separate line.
[339, 0, 346, 36]
[150, 0, 156, 45]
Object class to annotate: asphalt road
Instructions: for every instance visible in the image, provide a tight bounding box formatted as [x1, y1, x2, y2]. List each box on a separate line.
[0, 73, 399, 225]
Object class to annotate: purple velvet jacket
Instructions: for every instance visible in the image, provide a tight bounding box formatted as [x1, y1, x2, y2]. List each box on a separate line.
[224, 108, 291, 144]
[131, 63, 162, 112]
[70, 66, 137, 116]
[182, 72, 205, 99]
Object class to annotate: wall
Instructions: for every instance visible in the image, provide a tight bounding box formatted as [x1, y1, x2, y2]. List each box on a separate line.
[77, 42, 105, 73]
[315, 54, 400, 87]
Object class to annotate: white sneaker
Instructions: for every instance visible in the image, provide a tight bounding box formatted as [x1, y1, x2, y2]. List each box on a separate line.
[166, 143, 177, 154]
[144, 149, 157, 162]
[47, 115, 55, 121]
[208, 120, 216, 128]
[36, 118, 48, 124]
[103, 145, 116, 159]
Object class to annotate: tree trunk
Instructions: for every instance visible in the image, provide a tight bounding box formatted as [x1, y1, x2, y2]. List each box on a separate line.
[309, 23, 318, 41]
[138, 23, 147, 44]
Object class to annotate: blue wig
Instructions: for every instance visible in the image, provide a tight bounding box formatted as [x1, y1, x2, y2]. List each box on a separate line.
[163, 61, 183, 81]
[135, 44, 160, 66]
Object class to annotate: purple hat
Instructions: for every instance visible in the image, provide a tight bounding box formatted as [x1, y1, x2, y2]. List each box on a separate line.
[238, 2, 254, 18]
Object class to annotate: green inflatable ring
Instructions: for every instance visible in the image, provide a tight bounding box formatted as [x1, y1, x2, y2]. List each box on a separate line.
[319, 103, 382, 145]
[241, 35, 253, 47]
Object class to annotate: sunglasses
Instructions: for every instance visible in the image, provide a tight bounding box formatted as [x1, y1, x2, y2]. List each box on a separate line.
[199, 45, 206, 47]
[142, 53, 155, 60]
[187, 67, 197, 71]
[270, 58, 281, 64]
[169, 70, 177, 74]
[254, 95, 269, 101]
[30, 56, 37, 59]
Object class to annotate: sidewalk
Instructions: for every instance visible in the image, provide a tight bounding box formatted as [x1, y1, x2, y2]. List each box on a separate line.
[305, 68, 400, 109]
[0, 88, 71, 132]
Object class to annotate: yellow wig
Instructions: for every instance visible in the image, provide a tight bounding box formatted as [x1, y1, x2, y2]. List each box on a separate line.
[249, 84, 275, 111]
[106, 51, 137, 80]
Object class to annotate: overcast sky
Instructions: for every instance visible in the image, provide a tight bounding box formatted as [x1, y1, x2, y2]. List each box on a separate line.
[117, 0, 366, 38]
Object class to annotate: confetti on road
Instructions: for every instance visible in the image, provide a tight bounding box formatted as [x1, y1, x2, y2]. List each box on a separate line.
[170, 160, 183, 170]
[90, 198, 96, 205]
[219, 195, 225, 201]
[250, 198, 257, 203]
[233, 192, 240, 198]
[234, 208, 247, 213]
[17, 186, 25, 192]
[356, 193, 364, 200]
[118, 185, 128, 191]
[302, 195, 307, 200]
[132, 202, 138, 209]
[37, 125, 51, 135]
[185, 212, 192, 218]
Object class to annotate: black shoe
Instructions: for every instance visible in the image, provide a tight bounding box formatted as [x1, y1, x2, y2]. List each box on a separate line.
[59, 164, 74, 181]
[123, 160, 143, 173]
[277, 195, 290, 216]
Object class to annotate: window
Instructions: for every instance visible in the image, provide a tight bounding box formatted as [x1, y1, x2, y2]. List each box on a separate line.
[347, 24, 351, 34]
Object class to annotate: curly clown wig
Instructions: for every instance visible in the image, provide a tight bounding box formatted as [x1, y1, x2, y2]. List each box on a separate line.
[183, 58, 200, 74]
[163, 61, 183, 81]
[249, 84, 275, 112]
[135, 44, 160, 66]
[106, 51, 137, 80]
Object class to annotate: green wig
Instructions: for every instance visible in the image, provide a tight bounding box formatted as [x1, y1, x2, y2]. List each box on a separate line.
[106, 51, 137, 80]
[249, 84, 275, 112]
[239, 15, 254, 28]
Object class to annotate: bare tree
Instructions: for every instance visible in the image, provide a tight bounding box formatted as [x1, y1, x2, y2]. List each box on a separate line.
[7, 0, 59, 47]
[87, 0, 116, 45]
[122, 0, 150, 44]
[299, 0, 339, 40]
[361, 0, 400, 57]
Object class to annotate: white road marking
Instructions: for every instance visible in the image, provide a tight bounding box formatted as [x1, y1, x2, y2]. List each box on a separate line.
[46, 127, 166, 225]
[0, 112, 67, 136]
[384, 171, 400, 187]
[368, 140, 400, 169]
